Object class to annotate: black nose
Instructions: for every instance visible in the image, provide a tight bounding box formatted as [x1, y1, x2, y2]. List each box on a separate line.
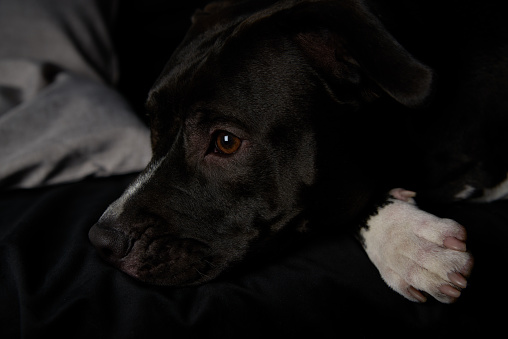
[88, 224, 131, 261]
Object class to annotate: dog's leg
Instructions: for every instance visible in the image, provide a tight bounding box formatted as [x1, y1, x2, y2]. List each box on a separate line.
[360, 188, 473, 303]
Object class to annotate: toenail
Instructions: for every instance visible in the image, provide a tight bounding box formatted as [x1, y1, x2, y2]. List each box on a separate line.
[408, 286, 427, 303]
[443, 237, 467, 252]
[448, 272, 467, 289]
[439, 284, 461, 298]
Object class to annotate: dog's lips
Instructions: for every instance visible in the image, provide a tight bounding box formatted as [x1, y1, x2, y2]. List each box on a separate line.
[115, 237, 223, 286]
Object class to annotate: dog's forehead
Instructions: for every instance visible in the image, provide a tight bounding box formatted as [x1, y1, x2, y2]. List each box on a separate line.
[149, 2, 256, 98]
[148, 25, 311, 134]
[147, 0, 318, 104]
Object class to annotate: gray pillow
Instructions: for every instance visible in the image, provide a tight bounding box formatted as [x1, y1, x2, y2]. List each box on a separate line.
[0, 0, 151, 189]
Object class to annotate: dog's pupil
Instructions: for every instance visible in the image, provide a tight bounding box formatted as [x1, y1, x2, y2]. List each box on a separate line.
[216, 132, 240, 154]
[221, 134, 234, 148]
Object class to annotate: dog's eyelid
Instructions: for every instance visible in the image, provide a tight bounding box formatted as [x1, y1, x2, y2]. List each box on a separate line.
[192, 109, 248, 135]
[209, 125, 247, 139]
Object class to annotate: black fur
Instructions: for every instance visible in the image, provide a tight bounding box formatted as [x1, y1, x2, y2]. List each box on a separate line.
[89, 0, 508, 286]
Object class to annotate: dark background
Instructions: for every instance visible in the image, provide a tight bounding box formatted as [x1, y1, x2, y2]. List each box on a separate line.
[114, 0, 209, 117]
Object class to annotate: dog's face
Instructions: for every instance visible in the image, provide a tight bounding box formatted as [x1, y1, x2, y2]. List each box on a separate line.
[90, 17, 320, 286]
[89, 0, 433, 286]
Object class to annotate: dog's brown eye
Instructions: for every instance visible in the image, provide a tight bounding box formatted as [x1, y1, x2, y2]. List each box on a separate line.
[215, 132, 241, 155]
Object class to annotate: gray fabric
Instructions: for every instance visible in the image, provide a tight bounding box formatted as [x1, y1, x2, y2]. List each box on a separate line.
[0, 0, 118, 83]
[0, 0, 152, 189]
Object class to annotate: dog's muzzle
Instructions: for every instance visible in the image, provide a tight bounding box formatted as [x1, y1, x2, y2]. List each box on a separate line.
[88, 220, 223, 286]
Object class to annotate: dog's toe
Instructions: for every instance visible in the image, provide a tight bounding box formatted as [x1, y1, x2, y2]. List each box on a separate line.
[389, 188, 417, 203]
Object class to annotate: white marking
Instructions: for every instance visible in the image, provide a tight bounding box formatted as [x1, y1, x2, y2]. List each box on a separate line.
[100, 156, 166, 220]
[125, 156, 166, 199]
[454, 185, 476, 200]
[361, 194, 471, 303]
[472, 172, 508, 203]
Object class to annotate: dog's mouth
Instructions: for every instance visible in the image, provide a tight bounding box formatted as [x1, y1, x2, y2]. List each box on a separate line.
[119, 237, 222, 286]
[89, 224, 228, 286]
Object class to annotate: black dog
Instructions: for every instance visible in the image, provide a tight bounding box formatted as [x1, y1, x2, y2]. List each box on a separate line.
[89, 0, 508, 303]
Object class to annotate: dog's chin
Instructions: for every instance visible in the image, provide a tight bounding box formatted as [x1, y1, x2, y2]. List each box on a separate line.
[118, 261, 221, 287]
[111, 238, 231, 287]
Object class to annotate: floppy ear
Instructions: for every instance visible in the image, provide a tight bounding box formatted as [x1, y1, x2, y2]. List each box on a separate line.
[233, 0, 434, 107]
[191, 1, 234, 25]
[190, 1, 251, 35]
[287, 0, 433, 107]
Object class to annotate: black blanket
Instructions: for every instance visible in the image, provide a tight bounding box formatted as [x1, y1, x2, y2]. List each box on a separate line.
[1, 174, 507, 337]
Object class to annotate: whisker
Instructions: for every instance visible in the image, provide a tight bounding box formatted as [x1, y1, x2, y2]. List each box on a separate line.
[202, 259, 217, 268]
[194, 267, 211, 279]
[168, 185, 194, 197]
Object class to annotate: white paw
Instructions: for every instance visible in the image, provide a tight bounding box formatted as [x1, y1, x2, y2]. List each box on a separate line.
[361, 189, 473, 303]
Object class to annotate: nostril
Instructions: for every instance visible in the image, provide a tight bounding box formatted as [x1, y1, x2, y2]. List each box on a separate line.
[88, 224, 131, 260]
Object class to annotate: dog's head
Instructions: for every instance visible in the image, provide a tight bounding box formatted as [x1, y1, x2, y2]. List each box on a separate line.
[89, 0, 433, 286]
